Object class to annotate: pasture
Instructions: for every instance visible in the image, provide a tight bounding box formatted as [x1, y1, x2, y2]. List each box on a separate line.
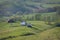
[0, 21, 60, 40]
[0, 0, 60, 40]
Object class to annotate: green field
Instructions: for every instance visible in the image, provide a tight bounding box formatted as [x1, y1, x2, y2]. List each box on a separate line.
[0, 21, 60, 40]
[0, 0, 60, 40]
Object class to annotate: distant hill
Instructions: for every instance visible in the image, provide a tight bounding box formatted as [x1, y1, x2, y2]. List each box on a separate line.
[0, 0, 60, 17]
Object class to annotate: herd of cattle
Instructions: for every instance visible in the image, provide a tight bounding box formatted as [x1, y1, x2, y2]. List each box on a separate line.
[8, 19, 32, 28]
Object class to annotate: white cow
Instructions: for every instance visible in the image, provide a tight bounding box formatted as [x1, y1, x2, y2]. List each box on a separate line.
[21, 21, 27, 26]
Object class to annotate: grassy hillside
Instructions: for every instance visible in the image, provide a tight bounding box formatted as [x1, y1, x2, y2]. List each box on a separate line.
[38, 27, 60, 40]
[0, 21, 60, 40]
[0, 0, 60, 40]
[8, 27, 60, 40]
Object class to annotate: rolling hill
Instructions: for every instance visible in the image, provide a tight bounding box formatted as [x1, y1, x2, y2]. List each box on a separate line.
[0, 21, 60, 40]
[0, 0, 60, 18]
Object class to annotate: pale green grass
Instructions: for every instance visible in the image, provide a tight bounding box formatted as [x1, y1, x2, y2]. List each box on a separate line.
[7, 27, 60, 40]
[0, 21, 60, 40]
[43, 4, 60, 8]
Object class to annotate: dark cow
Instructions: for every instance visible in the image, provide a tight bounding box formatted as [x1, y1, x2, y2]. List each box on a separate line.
[8, 19, 15, 23]
[56, 23, 60, 27]
[27, 23, 32, 28]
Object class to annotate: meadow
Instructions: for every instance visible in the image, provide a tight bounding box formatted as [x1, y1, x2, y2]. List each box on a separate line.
[0, 21, 60, 40]
[0, 0, 60, 40]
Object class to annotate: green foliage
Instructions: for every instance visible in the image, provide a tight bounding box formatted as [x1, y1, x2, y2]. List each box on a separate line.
[35, 14, 41, 20]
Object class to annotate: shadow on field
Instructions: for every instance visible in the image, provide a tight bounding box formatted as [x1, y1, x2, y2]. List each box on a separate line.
[0, 33, 35, 40]
[20, 33, 35, 36]
[0, 36, 16, 40]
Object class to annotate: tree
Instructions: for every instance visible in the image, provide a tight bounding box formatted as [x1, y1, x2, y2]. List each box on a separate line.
[47, 16, 51, 25]
[43, 16, 47, 24]
[35, 14, 41, 21]
[54, 6, 60, 26]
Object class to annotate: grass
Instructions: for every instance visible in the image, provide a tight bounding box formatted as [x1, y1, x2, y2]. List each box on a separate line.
[0, 0, 60, 40]
[0, 21, 60, 40]
[0, 11, 59, 39]
[25, 1, 60, 8]
[42, 4, 60, 8]
[10, 27, 60, 40]
[37, 27, 60, 40]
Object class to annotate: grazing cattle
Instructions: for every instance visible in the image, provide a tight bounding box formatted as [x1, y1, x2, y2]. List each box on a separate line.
[27, 23, 32, 28]
[21, 21, 27, 26]
[8, 19, 15, 23]
[56, 23, 60, 27]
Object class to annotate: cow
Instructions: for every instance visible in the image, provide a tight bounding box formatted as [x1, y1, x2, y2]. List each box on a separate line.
[8, 19, 15, 23]
[56, 23, 60, 27]
[27, 23, 32, 28]
[21, 21, 27, 26]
